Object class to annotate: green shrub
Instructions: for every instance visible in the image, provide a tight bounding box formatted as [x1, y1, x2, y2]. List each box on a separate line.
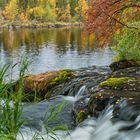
[113, 26, 140, 61]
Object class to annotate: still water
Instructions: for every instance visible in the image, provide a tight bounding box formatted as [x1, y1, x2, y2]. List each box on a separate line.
[0, 28, 115, 75]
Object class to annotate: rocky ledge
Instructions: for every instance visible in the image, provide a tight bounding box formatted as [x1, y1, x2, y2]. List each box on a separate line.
[88, 60, 140, 123]
[13, 60, 140, 126]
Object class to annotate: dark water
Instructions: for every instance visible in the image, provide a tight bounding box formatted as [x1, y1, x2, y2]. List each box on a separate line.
[0, 28, 115, 76]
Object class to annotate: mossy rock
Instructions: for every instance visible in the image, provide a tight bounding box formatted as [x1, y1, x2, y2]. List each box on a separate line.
[99, 78, 132, 87]
[88, 93, 111, 117]
[110, 67, 140, 78]
[14, 69, 74, 102]
[88, 89, 140, 117]
[49, 69, 74, 87]
[76, 110, 87, 125]
[110, 60, 140, 72]
[99, 77, 140, 91]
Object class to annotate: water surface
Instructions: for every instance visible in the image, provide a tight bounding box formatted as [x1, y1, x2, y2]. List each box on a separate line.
[0, 28, 115, 75]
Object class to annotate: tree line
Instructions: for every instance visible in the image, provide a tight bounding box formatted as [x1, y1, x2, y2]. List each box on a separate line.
[0, 0, 89, 23]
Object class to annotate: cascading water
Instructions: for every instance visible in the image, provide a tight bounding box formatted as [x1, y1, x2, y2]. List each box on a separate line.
[17, 101, 140, 140]
[17, 88, 140, 140]
[63, 85, 87, 102]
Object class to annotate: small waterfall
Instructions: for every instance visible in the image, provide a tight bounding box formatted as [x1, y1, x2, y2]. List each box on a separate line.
[18, 103, 140, 140]
[63, 85, 86, 102]
[64, 105, 140, 140]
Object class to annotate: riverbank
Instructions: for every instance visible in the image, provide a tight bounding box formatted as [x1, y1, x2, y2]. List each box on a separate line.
[0, 20, 83, 29]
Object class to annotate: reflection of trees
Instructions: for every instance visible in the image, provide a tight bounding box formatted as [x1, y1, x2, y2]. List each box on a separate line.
[54, 28, 71, 53]
[0, 29, 20, 52]
[0, 27, 96, 56]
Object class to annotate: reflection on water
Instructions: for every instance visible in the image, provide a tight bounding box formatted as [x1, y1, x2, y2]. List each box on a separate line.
[0, 28, 115, 76]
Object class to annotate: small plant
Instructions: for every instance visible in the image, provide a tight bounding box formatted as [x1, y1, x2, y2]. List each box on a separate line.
[0, 58, 28, 140]
[44, 102, 69, 140]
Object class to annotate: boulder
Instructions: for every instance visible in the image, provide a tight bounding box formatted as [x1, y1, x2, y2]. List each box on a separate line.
[88, 66, 140, 118]
[109, 60, 140, 72]
[15, 70, 74, 101]
[23, 71, 59, 94]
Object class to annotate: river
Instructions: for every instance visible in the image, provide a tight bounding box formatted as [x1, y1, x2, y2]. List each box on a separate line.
[0, 28, 115, 77]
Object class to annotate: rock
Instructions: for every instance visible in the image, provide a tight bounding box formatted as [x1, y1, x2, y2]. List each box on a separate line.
[24, 71, 59, 93]
[110, 60, 140, 72]
[88, 66, 140, 118]
[73, 97, 90, 125]
[76, 110, 87, 125]
[110, 67, 140, 78]
[99, 77, 140, 91]
[15, 70, 74, 101]
[49, 66, 110, 97]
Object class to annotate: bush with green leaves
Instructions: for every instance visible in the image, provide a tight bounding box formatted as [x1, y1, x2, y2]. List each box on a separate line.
[113, 23, 140, 61]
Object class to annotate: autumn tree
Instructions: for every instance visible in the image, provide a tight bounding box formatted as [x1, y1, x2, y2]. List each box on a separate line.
[86, 0, 140, 48]
[2, 0, 18, 20]
[75, 0, 88, 21]
[45, 0, 57, 21]
[57, 3, 72, 22]
[69, 0, 78, 17]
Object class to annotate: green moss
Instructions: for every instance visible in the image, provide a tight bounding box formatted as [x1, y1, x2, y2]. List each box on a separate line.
[76, 110, 87, 124]
[99, 77, 135, 88]
[45, 91, 51, 99]
[49, 70, 74, 87]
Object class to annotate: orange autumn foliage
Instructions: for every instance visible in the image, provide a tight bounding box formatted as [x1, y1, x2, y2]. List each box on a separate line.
[85, 0, 140, 47]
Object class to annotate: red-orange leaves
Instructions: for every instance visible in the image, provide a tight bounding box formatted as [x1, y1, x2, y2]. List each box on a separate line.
[85, 0, 140, 47]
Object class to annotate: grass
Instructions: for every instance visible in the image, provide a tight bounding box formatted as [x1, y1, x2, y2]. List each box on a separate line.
[0, 59, 27, 139]
[0, 58, 69, 140]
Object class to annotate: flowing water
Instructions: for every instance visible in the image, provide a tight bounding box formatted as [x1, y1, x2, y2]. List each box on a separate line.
[18, 97, 140, 140]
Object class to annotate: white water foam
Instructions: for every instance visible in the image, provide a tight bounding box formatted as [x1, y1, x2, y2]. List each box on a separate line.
[63, 85, 86, 102]
[17, 105, 140, 140]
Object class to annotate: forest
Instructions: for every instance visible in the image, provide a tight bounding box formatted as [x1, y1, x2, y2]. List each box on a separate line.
[0, 0, 88, 23]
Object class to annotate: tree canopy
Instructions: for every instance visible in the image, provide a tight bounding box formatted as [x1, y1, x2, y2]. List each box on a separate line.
[86, 0, 140, 48]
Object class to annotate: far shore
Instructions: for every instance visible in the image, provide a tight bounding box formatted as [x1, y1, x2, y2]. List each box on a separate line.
[0, 21, 83, 29]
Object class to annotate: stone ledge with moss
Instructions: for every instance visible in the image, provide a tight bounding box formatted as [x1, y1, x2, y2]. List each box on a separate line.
[14, 69, 75, 101]
[110, 60, 140, 72]
[88, 61, 140, 118]
[99, 77, 140, 91]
